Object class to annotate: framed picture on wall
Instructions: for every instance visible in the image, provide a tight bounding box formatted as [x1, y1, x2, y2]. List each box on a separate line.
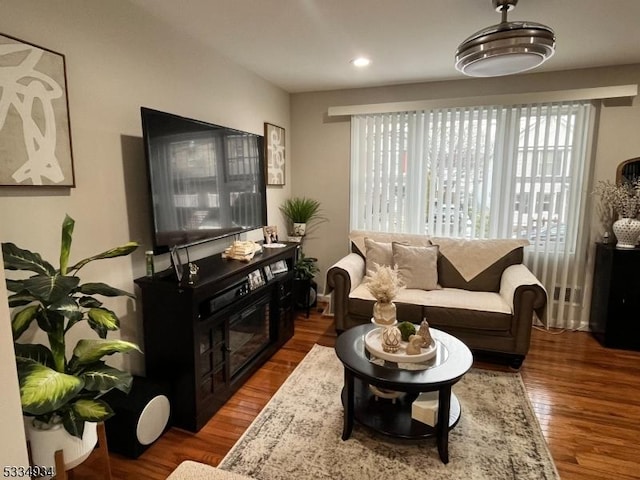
[0, 33, 76, 187]
[264, 122, 285, 186]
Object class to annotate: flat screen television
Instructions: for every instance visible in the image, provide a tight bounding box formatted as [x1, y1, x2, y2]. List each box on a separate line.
[141, 107, 267, 253]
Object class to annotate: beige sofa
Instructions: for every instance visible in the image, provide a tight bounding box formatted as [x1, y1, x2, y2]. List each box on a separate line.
[325, 231, 547, 368]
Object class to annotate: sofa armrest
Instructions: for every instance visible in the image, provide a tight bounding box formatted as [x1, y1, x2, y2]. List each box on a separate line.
[326, 253, 365, 294]
[499, 264, 548, 327]
[325, 253, 365, 331]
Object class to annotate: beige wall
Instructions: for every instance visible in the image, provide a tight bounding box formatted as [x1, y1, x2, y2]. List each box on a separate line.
[291, 65, 640, 292]
[0, 0, 291, 459]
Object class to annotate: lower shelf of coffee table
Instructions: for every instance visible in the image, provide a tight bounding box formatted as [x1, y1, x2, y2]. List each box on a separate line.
[343, 377, 461, 439]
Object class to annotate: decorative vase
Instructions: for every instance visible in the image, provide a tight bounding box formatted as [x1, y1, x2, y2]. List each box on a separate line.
[25, 418, 98, 479]
[612, 218, 640, 249]
[373, 301, 397, 325]
[381, 326, 401, 353]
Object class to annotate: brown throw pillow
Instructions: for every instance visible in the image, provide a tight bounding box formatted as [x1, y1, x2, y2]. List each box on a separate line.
[392, 242, 439, 290]
[364, 238, 393, 277]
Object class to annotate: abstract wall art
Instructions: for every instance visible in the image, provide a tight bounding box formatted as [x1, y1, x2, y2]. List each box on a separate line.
[265, 122, 285, 186]
[0, 33, 75, 187]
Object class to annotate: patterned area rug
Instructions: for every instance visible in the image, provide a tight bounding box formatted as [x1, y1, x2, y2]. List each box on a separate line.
[219, 345, 559, 480]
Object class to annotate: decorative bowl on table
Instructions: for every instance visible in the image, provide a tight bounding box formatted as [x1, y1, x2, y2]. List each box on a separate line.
[364, 327, 437, 363]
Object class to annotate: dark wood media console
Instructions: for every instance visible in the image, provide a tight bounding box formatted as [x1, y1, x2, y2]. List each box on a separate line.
[134, 243, 298, 432]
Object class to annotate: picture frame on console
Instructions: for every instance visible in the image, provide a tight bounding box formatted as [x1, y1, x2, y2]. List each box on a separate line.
[264, 122, 285, 186]
[263, 265, 274, 281]
[270, 260, 288, 275]
[0, 33, 76, 187]
[263, 225, 278, 244]
[248, 269, 265, 290]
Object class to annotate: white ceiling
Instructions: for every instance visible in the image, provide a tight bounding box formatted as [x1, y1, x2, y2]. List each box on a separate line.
[131, 0, 640, 93]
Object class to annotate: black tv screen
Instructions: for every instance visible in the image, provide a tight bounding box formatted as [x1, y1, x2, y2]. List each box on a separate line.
[141, 107, 267, 253]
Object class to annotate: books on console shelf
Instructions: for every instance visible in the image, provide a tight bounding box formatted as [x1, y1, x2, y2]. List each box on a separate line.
[222, 241, 262, 262]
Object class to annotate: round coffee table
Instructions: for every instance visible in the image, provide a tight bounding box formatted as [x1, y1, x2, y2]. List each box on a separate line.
[335, 323, 473, 464]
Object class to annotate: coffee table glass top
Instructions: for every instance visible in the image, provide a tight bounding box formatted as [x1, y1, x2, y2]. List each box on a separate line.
[336, 324, 473, 387]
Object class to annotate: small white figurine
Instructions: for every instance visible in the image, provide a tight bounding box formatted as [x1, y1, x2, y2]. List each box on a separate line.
[406, 335, 424, 355]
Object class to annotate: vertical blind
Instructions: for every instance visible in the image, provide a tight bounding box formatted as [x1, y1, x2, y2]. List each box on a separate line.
[350, 101, 595, 329]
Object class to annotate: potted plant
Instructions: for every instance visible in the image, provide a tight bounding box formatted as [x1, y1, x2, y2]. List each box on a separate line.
[293, 253, 319, 310]
[279, 197, 325, 242]
[2, 215, 140, 473]
[593, 178, 640, 248]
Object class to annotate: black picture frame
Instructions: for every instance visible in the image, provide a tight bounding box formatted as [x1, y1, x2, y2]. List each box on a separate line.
[248, 269, 265, 290]
[270, 260, 288, 274]
[264, 122, 285, 186]
[264, 265, 274, 281]
[0, 33, 76, 187]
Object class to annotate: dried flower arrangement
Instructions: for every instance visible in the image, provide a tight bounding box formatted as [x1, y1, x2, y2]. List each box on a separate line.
[593, 179, 640, 219]
[366, 263, 403, 303]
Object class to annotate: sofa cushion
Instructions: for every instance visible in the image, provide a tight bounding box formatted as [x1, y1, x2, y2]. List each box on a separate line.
[349, 285, 512, 332]
[431, 237, 527, 292]
[392, 242, 438, 290]
[364, 237, 393, 276]
[350, 284, 511, 314]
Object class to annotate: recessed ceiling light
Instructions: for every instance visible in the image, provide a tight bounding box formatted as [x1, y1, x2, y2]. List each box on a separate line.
[351, 57, 371, 68]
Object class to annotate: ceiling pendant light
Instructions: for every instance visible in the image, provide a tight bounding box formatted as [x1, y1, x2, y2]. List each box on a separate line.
[455, 0, 555, 77]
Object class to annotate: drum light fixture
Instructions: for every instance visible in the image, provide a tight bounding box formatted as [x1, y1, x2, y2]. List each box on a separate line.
[455, 0, 555, 77]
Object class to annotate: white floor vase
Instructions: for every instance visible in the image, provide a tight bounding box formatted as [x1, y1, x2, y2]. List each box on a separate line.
[25, 419, 97, 479]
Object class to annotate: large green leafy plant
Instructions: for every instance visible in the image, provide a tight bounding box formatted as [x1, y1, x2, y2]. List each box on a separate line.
[2, 215, 140, 438]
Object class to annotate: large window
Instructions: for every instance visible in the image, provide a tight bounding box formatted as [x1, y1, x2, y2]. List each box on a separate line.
[350, 101, 595, 328]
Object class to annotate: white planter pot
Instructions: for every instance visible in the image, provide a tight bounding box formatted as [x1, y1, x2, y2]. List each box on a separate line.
[288, 235, 303, 243]
[25, 418, 97, 479]
[293, 222, 307, 236]
[612, 218, 640, 249]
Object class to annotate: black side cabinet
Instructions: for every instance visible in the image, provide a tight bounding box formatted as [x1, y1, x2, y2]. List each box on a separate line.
[134, 243, 298, 432]
[589, 243, 640, 351]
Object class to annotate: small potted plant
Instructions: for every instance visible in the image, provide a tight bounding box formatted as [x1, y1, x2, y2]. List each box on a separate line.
[2, 215, 140, 472]
[293, 253, 319, 310]
[279, 197, 325, 242]
[593, 178, 640, 248]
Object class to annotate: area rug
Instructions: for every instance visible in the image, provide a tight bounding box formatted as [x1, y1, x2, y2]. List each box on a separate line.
[219, 345, 559, 480]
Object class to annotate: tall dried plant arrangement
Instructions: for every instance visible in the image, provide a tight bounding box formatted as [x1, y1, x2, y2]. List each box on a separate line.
[366, 263, 403, 303]
[592, 179, 640, 219]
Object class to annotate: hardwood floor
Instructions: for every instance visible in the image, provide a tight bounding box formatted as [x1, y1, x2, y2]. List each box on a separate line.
[74, 309, 640, 480]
